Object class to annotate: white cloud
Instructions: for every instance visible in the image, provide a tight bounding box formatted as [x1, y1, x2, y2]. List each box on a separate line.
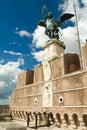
[31, 50, 44, 62]
[59, 0, 74, 14]
[15, 29, 31, 37]
[32, 26, 49, 48]
[3, 50, 8, 53]
[59, 0, 87, 52]
[9, 41, 21, 47]
[32, 0, 87, 62]
[59, 27, 79, 53]
[18, 57, 24, 65]
[0, 60, 4, 64]
[0, 60, 23, 105]
[9, 51, 22, 56]
[0, 81, 6, 88]
[3, 50, 22, 56]
[15, 27, 19, 30]
[0, 98, 10, 105]
[3, 50, 25, 66]
[31, 26, 49, 62]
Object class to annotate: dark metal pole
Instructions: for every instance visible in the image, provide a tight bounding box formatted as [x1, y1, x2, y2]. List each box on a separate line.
[73, 0, 83, 69]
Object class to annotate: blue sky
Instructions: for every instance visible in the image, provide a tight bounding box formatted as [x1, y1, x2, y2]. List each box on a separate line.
[0, 0, 87, 105]
[0, 0, 62, 70]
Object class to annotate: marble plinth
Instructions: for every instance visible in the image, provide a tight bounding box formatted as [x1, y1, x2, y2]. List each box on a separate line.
[43, 39, 66, 61]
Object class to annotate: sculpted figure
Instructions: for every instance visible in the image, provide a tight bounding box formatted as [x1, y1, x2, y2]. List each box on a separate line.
[38, 5, 74, 39]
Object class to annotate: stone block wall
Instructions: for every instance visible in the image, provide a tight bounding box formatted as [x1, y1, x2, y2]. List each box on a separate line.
[50, 55, 64, 79]
[10, 65, 43, 109]
[10, 52, 87, 108]
[16, 70, 34, 89]
[82, 41, 87, 69]
[52, 70, 87, 106]
[10, 57, 87, 111]
[34, 64, 43, 83]
[25, 70, 34, 85]
[10, 39, 87, 123]
[10, 84, 42, 108]
[10, 40, 87, 129]
[64, 53, 80, 74]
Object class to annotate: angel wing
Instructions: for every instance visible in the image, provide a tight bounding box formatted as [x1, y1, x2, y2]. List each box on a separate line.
[52, 13, 74, 28]
[60, 13, 74, 23]
[38, 20, 46, 28]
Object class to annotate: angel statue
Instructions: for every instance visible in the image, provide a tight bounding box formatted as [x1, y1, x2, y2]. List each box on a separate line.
[38, 5, 74, 40]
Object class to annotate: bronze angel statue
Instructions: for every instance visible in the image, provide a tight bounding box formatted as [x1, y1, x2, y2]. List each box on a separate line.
[38, 5, 74, 39]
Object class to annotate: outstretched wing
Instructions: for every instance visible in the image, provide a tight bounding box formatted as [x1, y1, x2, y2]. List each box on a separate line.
[60, 13, 74, 23]
[38, 20, 46, 27]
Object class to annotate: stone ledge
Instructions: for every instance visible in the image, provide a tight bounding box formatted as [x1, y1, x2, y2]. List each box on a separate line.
[43, 39, 66, 49]
[0, 122, 27, 130]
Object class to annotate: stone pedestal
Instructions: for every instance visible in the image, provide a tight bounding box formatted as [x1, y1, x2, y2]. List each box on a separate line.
[42, 39, 66, 61]
[42, 39, 65, 107]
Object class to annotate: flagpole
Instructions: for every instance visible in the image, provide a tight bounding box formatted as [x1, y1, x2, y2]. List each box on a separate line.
[73, 0, 83, 69]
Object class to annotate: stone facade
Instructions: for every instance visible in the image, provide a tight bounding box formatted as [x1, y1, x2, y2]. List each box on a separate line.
[10, 40, 87, 128]
[64, 53, 80, 74]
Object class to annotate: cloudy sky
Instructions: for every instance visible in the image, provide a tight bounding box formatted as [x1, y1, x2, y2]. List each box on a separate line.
[0, 0, 87, 105]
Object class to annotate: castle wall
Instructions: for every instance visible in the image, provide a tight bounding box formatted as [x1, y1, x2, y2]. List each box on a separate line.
[10, 40, 87, 129]
[26, 70, 34, 85]
[10, 63, 87, 111]
[10, 40, 66, 111]
[50, 55, 64, 79]
[64, 53, 80, 74]
[52, 70, 87, 106]
[16, 70, 34, 89]
[82, 41, 87, 69]
[10, 69, 87, 123]
[34, 64, 43, 83]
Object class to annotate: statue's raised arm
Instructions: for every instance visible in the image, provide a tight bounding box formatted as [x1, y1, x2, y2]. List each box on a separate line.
[38, 5, 48, 28]
[42, 5, 48, 22]
[38, 5, 74, 40]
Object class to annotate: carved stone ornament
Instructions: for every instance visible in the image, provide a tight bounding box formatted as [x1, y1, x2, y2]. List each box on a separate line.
[42, 81, 52, 107]
[42, 61, 51, 81]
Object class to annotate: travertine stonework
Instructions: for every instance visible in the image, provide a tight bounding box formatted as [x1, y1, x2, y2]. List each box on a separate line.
[10, 40, 87, 128]
[82, 42, 87, 69]
[42, 81, 52, 107]
[42, 61, 51, 81]
[43, 39, 66, 61]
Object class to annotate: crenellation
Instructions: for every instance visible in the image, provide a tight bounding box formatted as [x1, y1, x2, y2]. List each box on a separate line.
[64, 53, 80, 74]
[10, 39, 87, 129]
[34, 64, 43, 84]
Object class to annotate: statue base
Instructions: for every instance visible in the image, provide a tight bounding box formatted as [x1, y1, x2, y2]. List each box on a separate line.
[42, 39, 66, 61]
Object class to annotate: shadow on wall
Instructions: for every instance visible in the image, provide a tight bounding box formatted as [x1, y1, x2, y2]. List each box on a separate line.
[64, 53, 80, 74]
[10, 110, 87, 129]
